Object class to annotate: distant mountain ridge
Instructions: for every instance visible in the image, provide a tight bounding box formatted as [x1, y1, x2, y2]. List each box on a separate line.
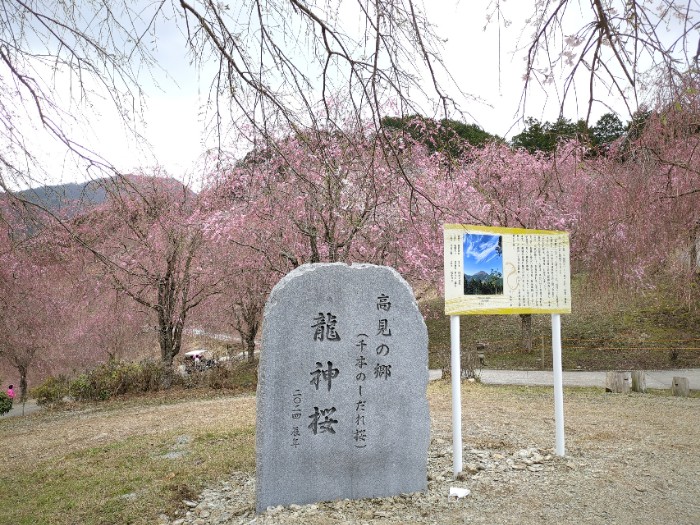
[465, 270, 490, 281]
[0, 176, 194, 236]
[2, 175, 194, 215]
[12, 180, 109, 211]
[463, 269, 503, 295]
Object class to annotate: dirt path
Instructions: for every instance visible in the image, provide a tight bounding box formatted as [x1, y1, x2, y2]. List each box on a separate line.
[3, 399, 42, 418]
[478, 368, 700, 389]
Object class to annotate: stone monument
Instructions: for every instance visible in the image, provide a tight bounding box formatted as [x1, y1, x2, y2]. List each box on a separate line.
[256, 263, 430, 512]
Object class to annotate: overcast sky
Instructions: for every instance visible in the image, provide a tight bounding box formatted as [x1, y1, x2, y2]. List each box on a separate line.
[23, 1, 632, 189]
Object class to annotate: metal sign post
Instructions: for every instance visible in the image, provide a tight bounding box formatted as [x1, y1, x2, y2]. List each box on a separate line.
[552, 313, 565, 455]
[450, 315, 463, 474]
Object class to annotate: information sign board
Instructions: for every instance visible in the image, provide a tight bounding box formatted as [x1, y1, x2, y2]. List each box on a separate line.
[444, 224, 571, 315]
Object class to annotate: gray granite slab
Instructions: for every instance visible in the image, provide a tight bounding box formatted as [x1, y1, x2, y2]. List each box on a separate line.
[255, 263, 429, 512]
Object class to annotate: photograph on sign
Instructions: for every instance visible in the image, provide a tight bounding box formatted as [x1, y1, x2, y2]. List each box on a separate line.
[444, 224, 571, 316]
[462, 233, 503, 296]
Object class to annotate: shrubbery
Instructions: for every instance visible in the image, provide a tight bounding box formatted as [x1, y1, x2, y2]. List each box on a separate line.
[31, 358, 258, 404]
[32, 375, 70, 405]
[32, 360, 171, 403]
[0, 392, 12, 415]
[68, 360, 170, 401]
[200, 360, 258, 391]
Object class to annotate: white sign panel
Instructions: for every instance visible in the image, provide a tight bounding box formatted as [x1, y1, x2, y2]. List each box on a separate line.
[444, 224, 571, 315]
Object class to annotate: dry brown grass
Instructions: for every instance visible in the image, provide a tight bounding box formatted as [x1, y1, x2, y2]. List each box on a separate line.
[1, 394, 257, 524]
[2, 384, 699, 524]
[9, 395, 256, 464]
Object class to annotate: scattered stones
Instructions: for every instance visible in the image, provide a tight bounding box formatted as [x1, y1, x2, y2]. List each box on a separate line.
[162, 444, 563, 524]
[449, 487, 471, 499]
[464, 463, 480, 474]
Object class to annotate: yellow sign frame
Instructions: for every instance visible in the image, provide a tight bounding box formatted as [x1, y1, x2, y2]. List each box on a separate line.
[444, 224, 571, 315]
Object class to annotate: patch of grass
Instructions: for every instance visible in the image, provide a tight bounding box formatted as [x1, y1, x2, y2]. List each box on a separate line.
[422, 282, 700, 371]
[0, 397, 255, 525]
[645, 388, 700, 399]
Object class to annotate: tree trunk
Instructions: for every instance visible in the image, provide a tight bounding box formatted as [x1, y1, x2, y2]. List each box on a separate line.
[308, 228, 320, 263]
[19, 365, 28, 403]
[520, 314, 533, 353]
[156, 290, 185, 367]
[233, 299, 261, 363]
[246, 334, 256, 362]
[158, 318, 182, 367]
[691, 220, 700, 275]
[692, 221, 700, 307]
[158, 319, 173, 366]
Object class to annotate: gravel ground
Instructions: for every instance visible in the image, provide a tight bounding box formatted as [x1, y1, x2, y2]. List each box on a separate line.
[167, 382, 700, 525]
